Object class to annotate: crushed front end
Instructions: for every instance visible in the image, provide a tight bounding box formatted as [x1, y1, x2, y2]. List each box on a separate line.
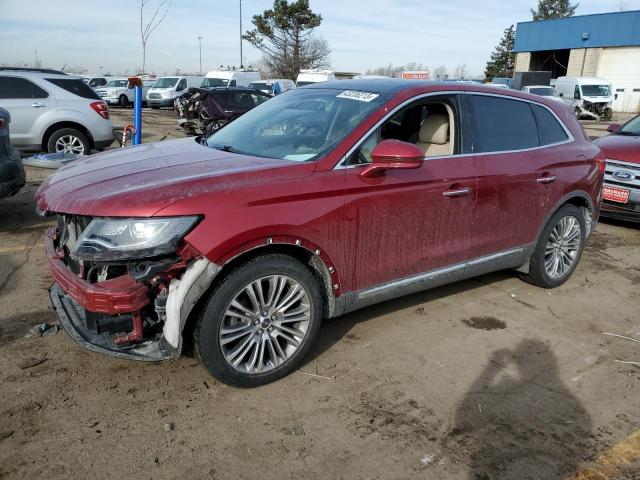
[578, 100, 613, 121]
[45, 214, 216, 361]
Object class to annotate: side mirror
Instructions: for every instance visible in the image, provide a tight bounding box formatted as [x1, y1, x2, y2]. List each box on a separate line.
[361, 140, 424, 178]
[559, 92, 564, 97]
[615, 93, 619, 100]
[607, 123, 621, 133]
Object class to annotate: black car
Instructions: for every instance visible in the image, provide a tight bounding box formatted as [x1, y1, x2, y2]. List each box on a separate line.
[175, 87, 271, 136]
[0, 108, 25, 199]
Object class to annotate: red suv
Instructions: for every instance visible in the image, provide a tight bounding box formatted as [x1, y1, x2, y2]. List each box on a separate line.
[36, 80, 604, 387]
[595, 115, 640, 222]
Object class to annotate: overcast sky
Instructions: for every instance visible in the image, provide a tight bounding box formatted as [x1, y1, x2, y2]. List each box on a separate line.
[0, 0, 637, 77]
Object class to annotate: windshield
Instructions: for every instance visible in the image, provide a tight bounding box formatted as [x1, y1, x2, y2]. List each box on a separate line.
[530, 87, 557, 96]
[106, 80, 128, 88]
[202, 77, 230, 88]
[620, 116, 640, 136]
[249, 82, 272, 94]
[153, 77, 179, 88]
[206, 88, 388, 161]
[581, 84, 611, 97]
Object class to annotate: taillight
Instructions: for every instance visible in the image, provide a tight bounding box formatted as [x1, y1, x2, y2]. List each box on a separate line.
[595, 151, 606, 175]
[90, 101, 110, 120]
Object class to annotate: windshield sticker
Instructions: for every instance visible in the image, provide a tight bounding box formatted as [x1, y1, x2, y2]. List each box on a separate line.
[337, 90, 380, 102]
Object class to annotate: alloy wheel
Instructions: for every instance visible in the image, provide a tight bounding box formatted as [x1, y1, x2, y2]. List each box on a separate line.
[55, 135, 85, 154]
[219, 275, 311, 374]
[544, 216, 582, 279]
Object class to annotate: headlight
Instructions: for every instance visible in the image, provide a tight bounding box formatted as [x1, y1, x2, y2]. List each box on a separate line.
[70, 216, 199, 261]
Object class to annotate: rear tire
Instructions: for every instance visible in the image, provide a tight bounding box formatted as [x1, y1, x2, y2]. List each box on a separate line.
[46, 128, 90, 155]
[520, 204, 585, 289]
[574, 107, 582, 119]
[119, 95, 129, 108]
[194, 254, 323, 388]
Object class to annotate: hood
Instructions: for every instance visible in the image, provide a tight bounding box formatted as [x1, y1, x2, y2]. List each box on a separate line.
[583, 96, 614, 104]
[36, 137, 312, 217]
[594, 134, 640, 164]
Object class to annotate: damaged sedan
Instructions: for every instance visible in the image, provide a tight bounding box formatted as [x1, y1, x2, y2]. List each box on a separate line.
[37, 79, 603, 387]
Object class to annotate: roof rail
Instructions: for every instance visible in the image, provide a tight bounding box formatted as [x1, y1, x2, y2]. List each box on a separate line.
[0, 67, 67, 75]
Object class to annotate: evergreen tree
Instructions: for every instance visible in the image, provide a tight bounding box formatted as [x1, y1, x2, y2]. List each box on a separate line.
[243, 0, 331, 80]
[531, 0, 578, 20]
[484, 25, 515, 80]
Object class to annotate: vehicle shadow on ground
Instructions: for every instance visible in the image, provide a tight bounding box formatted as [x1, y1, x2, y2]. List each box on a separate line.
[305, 271, 517, 366]
[443, 339, 595, 480]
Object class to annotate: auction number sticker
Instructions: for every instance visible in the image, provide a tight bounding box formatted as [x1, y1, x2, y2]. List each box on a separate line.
[337, 90, 380, 102]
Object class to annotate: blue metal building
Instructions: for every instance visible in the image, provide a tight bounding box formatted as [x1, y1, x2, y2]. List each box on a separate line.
[513, 11, 640, 112]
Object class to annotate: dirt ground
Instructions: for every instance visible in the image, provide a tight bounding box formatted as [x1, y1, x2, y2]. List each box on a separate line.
[1, 108, 639, 480]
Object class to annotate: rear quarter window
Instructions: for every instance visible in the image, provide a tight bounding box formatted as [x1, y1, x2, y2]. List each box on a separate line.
[531, 104, 569, 145]
[45, 78, 101, 100]
[471, 95, 539, 152]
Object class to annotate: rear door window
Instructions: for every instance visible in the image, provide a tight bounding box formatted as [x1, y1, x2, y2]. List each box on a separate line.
[0, 76, 49, 99]
[470, 95, 539, 152]
[45, 78, 100, 100]
[531, 104, 569, 146]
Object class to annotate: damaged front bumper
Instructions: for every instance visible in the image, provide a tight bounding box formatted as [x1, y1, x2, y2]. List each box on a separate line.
[49, 283, 176, 361]
[44, 226, 220, 361]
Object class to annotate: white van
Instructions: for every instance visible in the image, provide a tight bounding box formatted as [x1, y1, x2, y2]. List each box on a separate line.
[201, 70, 261, 88]
[296, 70, 336, 86]
[146, 76, 204, 108]
[555, 76, 615, 120]
[248, 79, 295, 95]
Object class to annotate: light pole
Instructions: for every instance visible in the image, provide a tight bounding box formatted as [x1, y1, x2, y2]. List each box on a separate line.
[198, 36, 203, 75]
[239, 0, 243, 69]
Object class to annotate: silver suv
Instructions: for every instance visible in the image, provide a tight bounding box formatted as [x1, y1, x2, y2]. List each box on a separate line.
[0, 68, 114, 154]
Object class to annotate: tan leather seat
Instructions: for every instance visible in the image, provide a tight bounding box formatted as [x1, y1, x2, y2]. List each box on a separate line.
[416, 114, 450, 156]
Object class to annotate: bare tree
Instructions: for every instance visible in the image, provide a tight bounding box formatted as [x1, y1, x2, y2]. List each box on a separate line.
[618, 0, 629, 10]
[433, 65, 448, 80]
[140, 0, 171, 78]
[454, 64, 470, 79]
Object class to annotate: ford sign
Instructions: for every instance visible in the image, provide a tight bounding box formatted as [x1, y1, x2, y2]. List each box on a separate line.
[612, 170, 635, 181]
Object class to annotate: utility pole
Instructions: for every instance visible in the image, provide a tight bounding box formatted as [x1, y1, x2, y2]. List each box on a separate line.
[198, 36, 203, 75]
[239, 0, 243, 69]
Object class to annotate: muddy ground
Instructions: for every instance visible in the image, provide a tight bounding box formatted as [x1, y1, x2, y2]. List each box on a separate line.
[0, 108, 639, 479]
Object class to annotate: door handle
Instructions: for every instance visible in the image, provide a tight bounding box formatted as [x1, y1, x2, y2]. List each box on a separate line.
[31, 102, 46, 108]
[443, 187, 470, 197]
[536, 176, 556, 184]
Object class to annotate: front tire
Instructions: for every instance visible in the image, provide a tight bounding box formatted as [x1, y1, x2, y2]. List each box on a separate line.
[194, 254, 323, 388]
[47, 128, 90, 155]
[205, 120, 228, 137]
[119, 95, 129, 108]
[520, 204, 585, 288]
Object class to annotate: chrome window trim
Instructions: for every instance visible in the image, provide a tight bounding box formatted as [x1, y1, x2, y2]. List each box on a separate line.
[334, 90, 575, 170]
